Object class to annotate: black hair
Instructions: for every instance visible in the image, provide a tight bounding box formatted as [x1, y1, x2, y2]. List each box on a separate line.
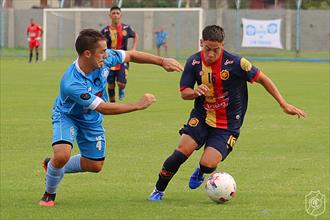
[202, 25, 225, 42]
[110, 6, 121, 12]
[75, 29, 106, 55]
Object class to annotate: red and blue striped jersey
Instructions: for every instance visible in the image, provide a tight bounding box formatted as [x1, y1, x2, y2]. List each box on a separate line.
[180, 49, 261, 132]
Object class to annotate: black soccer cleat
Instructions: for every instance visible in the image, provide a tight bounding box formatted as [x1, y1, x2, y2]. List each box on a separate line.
[39, 192, 56, 207]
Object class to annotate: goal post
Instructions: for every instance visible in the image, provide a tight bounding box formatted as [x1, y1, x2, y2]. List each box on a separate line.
[42, 8, 203, 61]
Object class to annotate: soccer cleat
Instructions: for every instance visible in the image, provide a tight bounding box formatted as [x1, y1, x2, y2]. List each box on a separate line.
[148, 188, 164, 201]
[39, 192, 56, 207]
[42, 157, 51, 173]
[188, 167, 205, 189]
[118, 89, 126, 100]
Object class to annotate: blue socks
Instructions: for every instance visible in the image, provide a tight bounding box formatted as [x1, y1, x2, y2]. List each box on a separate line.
[64, 154, 84, 173]
[45, 162, 64, 194]
[45, 154, 84, 194]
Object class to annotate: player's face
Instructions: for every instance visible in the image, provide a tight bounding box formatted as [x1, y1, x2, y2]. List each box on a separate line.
[110, 9, 122, 24]
[200, 40, 224, 65]
[90, 40, 108, 68]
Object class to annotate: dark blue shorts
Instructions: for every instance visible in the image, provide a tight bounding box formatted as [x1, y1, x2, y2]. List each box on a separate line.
[107, 63, 129, 84]
[179, 109, 239, 161]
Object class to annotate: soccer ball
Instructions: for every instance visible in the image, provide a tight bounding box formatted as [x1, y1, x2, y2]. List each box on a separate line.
[205, 172, 236, 203]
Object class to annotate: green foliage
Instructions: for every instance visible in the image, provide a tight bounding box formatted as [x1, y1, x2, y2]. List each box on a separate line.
[302, 0, 330, 9]
[1, 57, 329, 220]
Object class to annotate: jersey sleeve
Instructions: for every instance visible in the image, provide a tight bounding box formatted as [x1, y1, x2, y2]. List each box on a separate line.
[126, 25, 136, 38]
[180, 57, 196, 91]
[100, 27, 106, 35]
[239, 57, 261, 83]
[104, 49, 126, 68]
[64, 82, 103, 110]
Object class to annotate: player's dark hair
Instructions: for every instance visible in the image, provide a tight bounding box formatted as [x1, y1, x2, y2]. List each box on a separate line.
[75, 29, 106, 55]
[110, 6, 121, 12]
[202, 25, 225, 42]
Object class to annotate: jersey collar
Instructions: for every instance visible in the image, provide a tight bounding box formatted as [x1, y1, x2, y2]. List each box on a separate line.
[75, 58, 87, 77]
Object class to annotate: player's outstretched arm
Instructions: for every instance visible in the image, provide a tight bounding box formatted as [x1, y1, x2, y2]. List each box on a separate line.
[124, 50, 183, 72]
[255, 72, 306, 118]
[95, 93, 156, 115]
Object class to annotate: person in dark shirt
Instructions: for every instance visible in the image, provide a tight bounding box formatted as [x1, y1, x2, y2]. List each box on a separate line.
[100, 6, 138, 102]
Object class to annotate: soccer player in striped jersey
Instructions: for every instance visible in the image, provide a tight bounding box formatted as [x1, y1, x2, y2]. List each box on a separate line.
[101, 6, 139, 102]
[148, 25, 305, 201]
[38, 29, 182, 207]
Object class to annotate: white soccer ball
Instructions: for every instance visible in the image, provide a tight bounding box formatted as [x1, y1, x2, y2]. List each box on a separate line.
[205, 172, 237, 203]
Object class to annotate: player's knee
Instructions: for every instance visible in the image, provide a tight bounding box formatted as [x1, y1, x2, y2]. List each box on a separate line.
[53, 153, 71, 168]
[90, 163, 104, 173]
[199, 164, 216, 174]
[117, 82, 126, 89]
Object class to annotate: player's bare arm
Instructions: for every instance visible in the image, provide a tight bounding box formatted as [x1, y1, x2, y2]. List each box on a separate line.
[124, 50, 183, 72]
[132, 33, 139, 50]
[95, 93, 156, 115]
[181, 84, 209, 100]
[255, 72, 306, 118]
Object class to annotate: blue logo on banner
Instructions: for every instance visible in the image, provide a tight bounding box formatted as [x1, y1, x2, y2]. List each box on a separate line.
[246, 25, 256, 36]
[267, 23, 278, 34]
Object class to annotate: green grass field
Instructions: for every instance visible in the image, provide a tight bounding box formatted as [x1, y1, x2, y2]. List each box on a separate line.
[0, 57, 329, 220]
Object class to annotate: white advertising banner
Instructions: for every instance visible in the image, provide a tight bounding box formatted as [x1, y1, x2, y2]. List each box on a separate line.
[241, 18, 283, 49]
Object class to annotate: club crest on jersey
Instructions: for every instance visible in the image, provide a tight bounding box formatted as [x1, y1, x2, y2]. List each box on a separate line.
[80, 93, 91, 100]
[188, 118, 199, 127]
[122, 30, 127, 36]
[220, 70, 230, 80]
[102, 69, 109, 78]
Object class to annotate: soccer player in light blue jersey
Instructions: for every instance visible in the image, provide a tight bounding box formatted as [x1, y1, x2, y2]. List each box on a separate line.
[39, 29, 183, 207]
[155, 28, 168, 57]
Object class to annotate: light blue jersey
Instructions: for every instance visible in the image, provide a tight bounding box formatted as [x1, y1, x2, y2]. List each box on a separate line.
[52, 49, 125, 159]
[155, 31, 168, 47]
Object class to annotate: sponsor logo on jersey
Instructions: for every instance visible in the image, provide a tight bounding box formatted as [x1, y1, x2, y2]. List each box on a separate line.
[224, 59, 234, 65]
[192, 59, 200, 66]
[220, 70, 230, 80]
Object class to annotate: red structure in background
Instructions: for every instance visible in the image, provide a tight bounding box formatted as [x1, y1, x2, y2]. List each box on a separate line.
[249, 0, 287, 9]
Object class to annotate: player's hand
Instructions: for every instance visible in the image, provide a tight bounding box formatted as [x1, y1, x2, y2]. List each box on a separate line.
[161, 58, 183, 72]
[136, 93, 156, 110]
[27, 38, 31, 42]
[36, 37, 41, 41]
[281, 103, 306, 118]
[194, 84, 209, 97]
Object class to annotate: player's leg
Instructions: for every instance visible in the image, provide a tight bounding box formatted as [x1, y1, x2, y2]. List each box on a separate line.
[163, 43, 168, 57]
[117, 63, 128, 101]
[35, 46, 39, 62]
[149, 110, 207, 201]
[156, 44, 161, 56]
[107, 70, 116, 102]
[28, 45, 33, 63]
[39, 112, 76, 207]
[189, 129, 239, 189]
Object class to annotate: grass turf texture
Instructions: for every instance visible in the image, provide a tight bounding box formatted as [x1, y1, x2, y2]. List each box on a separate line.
[0, 57, 329, 220]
